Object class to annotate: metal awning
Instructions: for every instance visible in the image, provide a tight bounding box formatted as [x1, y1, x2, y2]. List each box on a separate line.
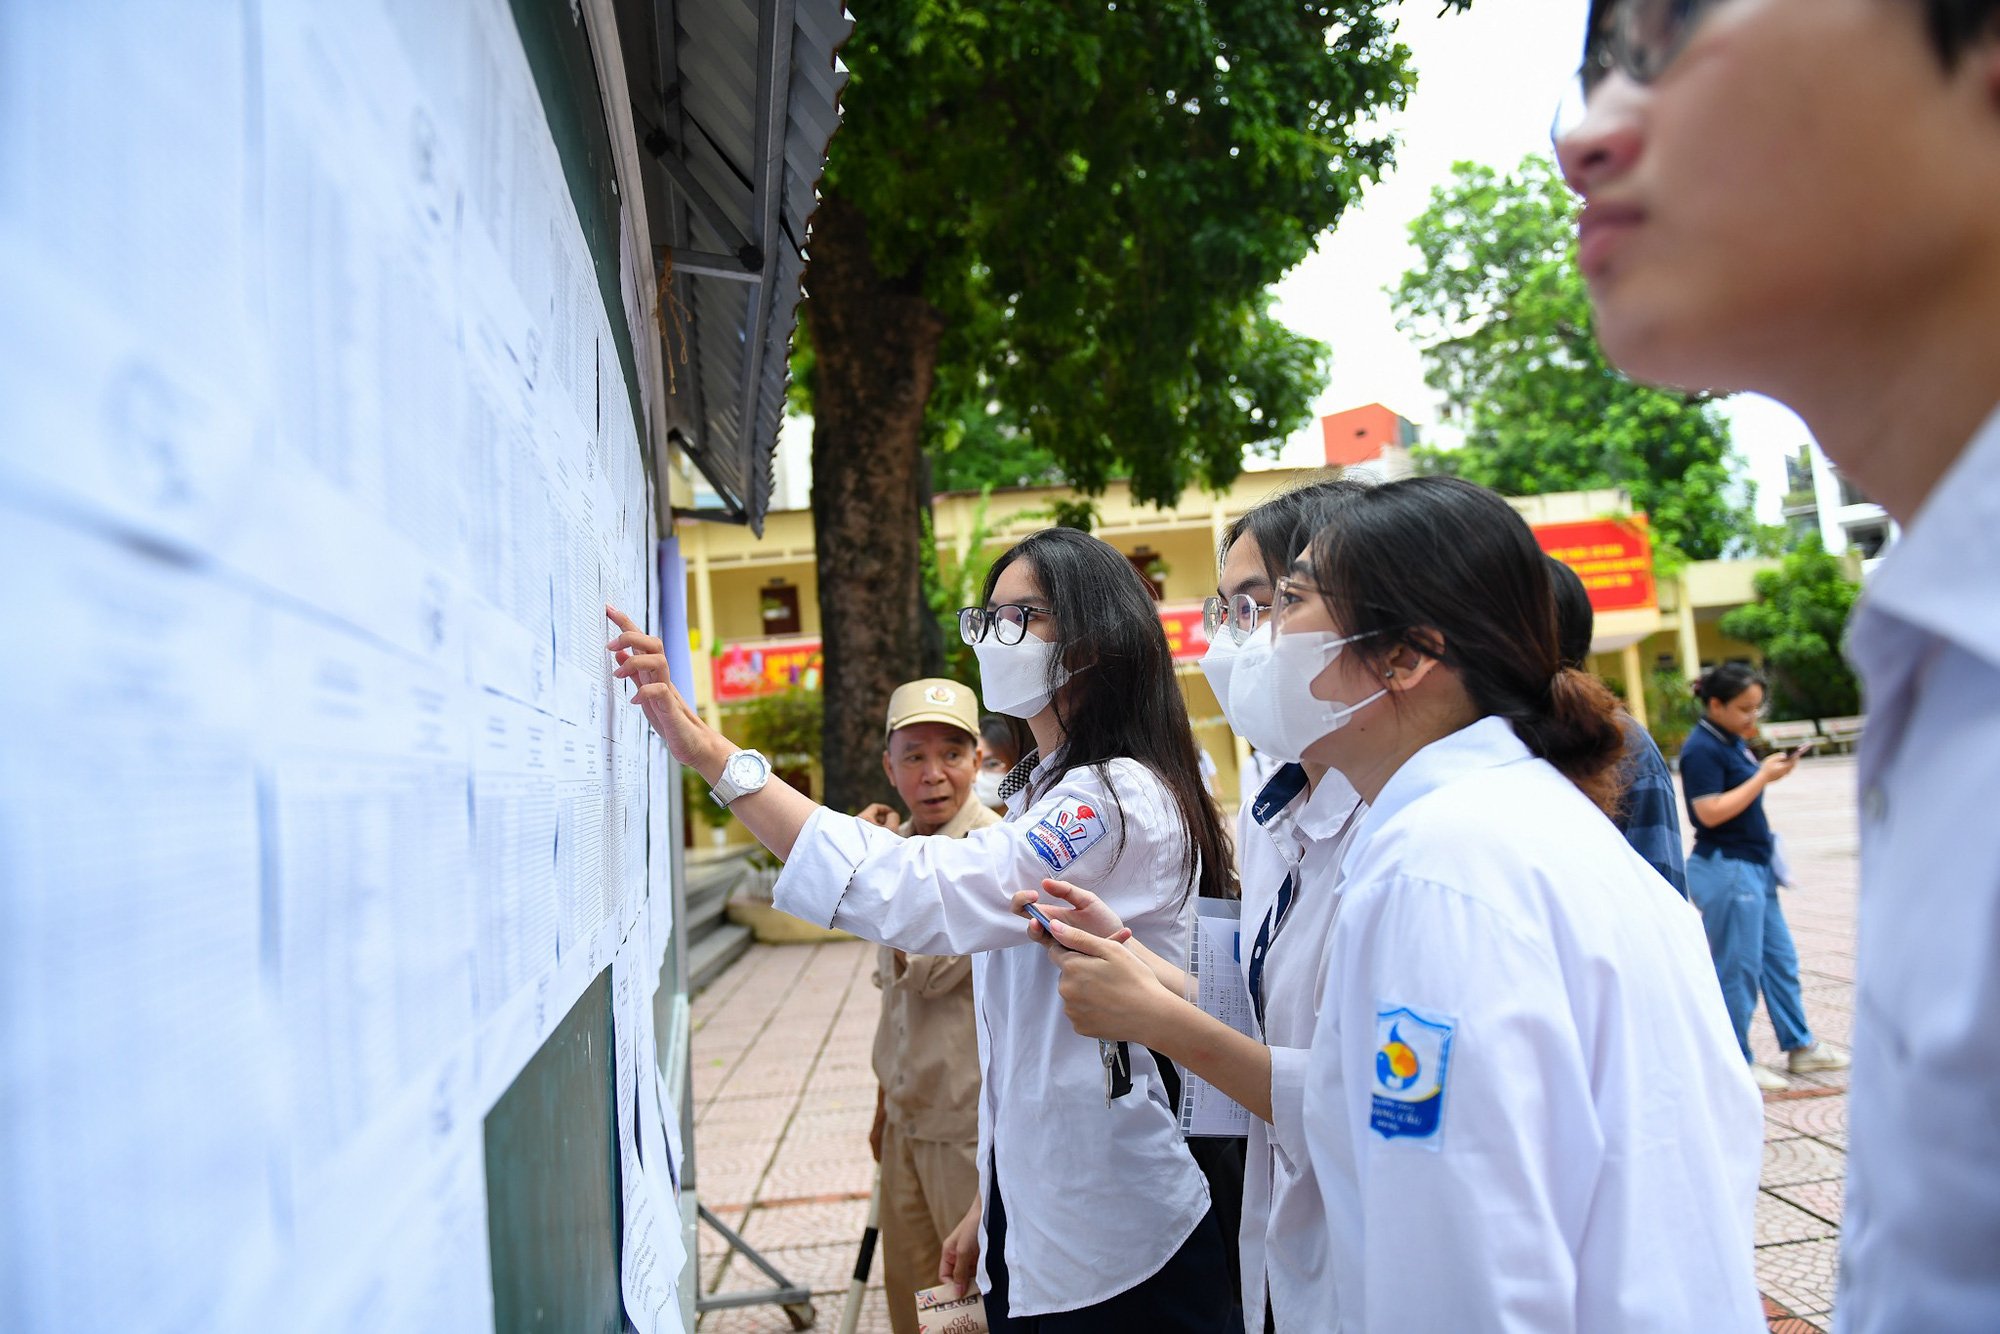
[612, 0, 848, 535]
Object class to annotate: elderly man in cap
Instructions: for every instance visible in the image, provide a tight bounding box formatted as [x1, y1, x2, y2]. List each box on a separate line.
[854, 678, 995, 1334]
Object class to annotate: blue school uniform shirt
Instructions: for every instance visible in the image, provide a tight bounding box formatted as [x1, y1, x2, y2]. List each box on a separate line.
[1613, 713, 1688, 897]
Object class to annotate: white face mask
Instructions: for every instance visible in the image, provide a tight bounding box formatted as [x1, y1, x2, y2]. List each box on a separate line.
[1199, 624, 1250, 732]
[974, 634, 1072, 719]
[1226, 622, 1386, 763]
[973, 770, 1005, 808]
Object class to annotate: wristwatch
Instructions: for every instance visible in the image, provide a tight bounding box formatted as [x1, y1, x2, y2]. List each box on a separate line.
[708, 749, 773, 808]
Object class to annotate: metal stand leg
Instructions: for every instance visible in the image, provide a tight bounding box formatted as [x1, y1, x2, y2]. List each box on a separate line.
[696, 1202, 817, 1330]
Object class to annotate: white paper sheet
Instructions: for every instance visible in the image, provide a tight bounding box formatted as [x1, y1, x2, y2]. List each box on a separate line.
[1, 0, 681, 1323]
[0, 3, 261, 560]
[615, 937, 686, 1333]
[0, 510, 283, 1332]
[294, 1133, 495, 1334]
[1178, 899, 1256, 1138]
[472, 695, 562, 1018]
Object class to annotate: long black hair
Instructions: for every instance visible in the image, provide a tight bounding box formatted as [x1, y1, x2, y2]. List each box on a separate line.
[1306, 476, 1630, 816]
[982, 527, 1233, 901]
[1222, 475, 1373, 585]
[1547, 555, 1596, 669]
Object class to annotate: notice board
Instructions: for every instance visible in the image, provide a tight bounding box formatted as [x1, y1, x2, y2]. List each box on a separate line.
[0, 2, 696, 1330]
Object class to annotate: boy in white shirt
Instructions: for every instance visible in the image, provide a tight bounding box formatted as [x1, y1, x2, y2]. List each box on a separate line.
[1557, 2, 2000, 1325]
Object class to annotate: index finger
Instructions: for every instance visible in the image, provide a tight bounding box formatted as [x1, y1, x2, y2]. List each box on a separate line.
[1040, 878, 1095, 907]
[1043, 917, 1117, 957]
[605, 604, 637, 633]
[607, 630, 663, 653]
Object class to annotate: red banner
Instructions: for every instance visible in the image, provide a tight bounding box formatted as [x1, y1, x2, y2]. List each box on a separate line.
[1158, 602, 1212, 663]
[712, 637, 823, 702]
[716, 604, 1213, 701]
[1534, 516, 1657, 612]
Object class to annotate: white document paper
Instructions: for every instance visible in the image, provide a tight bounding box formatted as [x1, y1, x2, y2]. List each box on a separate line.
[2, 0, 677, 1321]
[615, 936, 687, 1334]
[0, 512, 284, 1332]
[1179, 899, 1255, 1138]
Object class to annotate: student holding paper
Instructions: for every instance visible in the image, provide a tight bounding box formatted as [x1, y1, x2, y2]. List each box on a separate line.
[1022, 476, 1369, 1334]
[605, 524, 1239, 1334]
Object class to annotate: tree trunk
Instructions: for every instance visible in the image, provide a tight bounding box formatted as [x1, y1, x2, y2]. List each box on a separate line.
[915, 450, 948, 679]
[806, 193, 945, 813]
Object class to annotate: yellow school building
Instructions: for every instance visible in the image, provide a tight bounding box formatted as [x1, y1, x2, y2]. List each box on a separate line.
[679, 416, 1783, 815]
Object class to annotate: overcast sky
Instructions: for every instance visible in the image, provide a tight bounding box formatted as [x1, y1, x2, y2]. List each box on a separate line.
[1262, 0, 1812, 519]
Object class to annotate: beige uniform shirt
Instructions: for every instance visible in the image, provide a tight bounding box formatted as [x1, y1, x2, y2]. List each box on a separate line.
[870, 792, 998, 1144]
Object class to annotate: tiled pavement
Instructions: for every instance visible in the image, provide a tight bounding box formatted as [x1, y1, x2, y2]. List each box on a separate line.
[689, 932, 892, 1332]
[689, 755, 1860, 1331]
[1743, 755, 1857, 1331]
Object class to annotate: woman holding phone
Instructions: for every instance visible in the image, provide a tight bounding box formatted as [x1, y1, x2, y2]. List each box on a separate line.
[605, 525, 1238, 1333]
[1681, 663, 1849, 1090]
[1039, 477, 1766, 1331]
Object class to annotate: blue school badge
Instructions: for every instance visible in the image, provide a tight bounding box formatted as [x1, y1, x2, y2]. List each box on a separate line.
[1370, 1005, 1455, 1146]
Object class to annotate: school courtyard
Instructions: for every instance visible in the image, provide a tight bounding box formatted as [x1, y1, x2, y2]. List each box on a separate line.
[688, 755, 1862, 1332]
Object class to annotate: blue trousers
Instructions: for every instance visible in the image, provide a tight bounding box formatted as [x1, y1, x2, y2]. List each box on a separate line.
[1687, 850, 1814, 1060]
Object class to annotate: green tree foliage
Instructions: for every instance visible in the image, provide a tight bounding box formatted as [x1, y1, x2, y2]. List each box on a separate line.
[919, 493, 1002, 691]
[1719, 538, 1862, 721]
[926, 394, 1060, 495]
[799, 0, 1415, 807]
[1644, 666, 1703, 756]
[827, 2, 1409, 503]
[1394, 155, 1755, 561]
[738, 687, 825, 769]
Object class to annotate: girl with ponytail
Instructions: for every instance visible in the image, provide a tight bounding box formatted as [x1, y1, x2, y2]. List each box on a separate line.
[1242, 476, 1760, 1330]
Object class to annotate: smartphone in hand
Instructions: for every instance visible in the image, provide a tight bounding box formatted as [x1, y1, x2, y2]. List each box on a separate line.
[1791, 740, 1817, 759]
[1021, 901, 1073, 948]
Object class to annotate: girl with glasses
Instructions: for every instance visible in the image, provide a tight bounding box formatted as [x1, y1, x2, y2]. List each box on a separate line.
[1020, 477, 1370, 1333]
[1031, 477, 1764, 1330]
[606, 525, 1237, 1333]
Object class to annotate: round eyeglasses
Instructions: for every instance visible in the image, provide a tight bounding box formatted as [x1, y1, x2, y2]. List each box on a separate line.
[1201, 593, 1269, 644]
[958, 603, 1055, 646]
[1552, 0, 1726, 141]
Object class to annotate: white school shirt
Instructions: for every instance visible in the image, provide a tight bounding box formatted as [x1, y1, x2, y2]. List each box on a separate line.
[1235, 763, 1364, 1334]
[772, 753, 1210, 1317]
[1303, 717, 1764, 1333]
[1838, 404, 2000, 1332]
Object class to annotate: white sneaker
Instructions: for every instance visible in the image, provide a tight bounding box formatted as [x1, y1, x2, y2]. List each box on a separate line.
[1750, 1062, 1790, 1092]
[1788, 1042, 1850, 1074]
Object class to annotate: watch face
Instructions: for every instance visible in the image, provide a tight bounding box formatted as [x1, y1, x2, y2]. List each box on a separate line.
[726, 752, 766, 786]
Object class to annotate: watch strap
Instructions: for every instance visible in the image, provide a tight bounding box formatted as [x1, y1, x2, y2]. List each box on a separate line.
[708, 749, 770, 807]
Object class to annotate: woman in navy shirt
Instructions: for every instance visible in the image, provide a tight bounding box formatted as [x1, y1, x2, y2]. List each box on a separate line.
[1679, 663, 1848, 1090]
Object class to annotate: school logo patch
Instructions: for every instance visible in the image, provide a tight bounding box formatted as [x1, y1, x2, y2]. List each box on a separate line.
[1369, 1004, 1455, 1146]
[1025, 800, 1107, 874]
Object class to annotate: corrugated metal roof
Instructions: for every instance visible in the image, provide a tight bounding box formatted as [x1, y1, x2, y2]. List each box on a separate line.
[614, 0, 848, 535]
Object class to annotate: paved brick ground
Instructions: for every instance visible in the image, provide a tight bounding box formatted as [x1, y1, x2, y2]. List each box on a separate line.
[689, 933, 891, 1332]
[689, 755, 1859, 1331]
[1742, 754, 1858, 1331]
